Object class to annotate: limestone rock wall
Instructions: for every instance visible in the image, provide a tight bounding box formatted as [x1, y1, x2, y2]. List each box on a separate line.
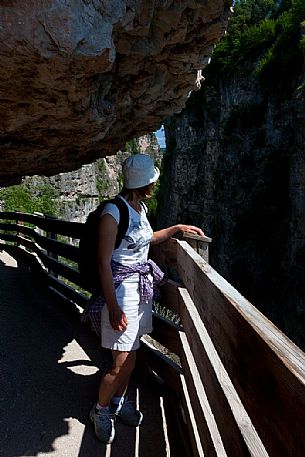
[0, 0, 231, 186]
[24, 133, 161, 222]
[157, 63, 305, 349]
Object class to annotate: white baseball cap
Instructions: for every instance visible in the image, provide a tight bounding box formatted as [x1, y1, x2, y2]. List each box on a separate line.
[122, 154, 160, 189]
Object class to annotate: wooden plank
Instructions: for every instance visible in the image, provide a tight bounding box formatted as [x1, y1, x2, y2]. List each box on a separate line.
[38, 251, 82, 286]
[16, 236, 35, 252]
[14, 235, 83, 288]
[0, 212, 18, 221]
[0, 233, 16, 243]
[182, 234, 211, 262]
[159, 279, 182, 314]
[150, 237, 178, 271]
[178, 373, 206, 457]
[134, 363, 192, 457]
[0, 222, 18, 232]
[138, 338, 182, 394]
[180, 331, 227, 457]
[161, 392, 194, 457]
[43, 237, 79, 264]
[176, 239, 305, 457]
[0, 211, 83, 238]
[151, 312, 182, 356]
[46, 275, 89, 309]
[179, 287, 268, 457]
[182, 233, 212, 243]
[37, 232, 79, 263]
[1, 220, 80, 263]
[4, 234, 85, 292]
[0, 241, 87, 310]
[15, 224, 36, 238]
[33, 216, 83, 238]
[15, 225, 80, 263]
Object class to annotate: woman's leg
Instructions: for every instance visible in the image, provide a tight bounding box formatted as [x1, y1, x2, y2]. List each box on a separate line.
[98, 350, 136, 407]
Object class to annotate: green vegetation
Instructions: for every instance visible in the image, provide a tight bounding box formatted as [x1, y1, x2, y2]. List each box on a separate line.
[153, 302, 181, 325]
[125, 138, 139, 154]
[145, 179, 160, 226]
[96, 159, 110, 199]
[220, 101, 266, 139]
[206, 0, 305, 93]
[0, 182, 60, 216]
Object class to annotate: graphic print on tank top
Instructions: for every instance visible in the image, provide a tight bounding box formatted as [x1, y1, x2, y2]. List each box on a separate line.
[124, 217, 152, 254]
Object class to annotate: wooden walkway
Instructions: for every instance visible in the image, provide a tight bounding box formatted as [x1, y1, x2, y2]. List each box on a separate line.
[1, 211, 305, 457]
[0, 248, 185, 457]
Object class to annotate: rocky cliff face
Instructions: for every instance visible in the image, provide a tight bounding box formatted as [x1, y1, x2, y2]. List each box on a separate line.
[157, 54, 305, 348]
[23, 133, 161, 222]
[0, 0, 230, 186]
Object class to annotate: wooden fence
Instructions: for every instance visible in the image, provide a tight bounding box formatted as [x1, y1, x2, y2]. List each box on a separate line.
[0, 211, 305, 457]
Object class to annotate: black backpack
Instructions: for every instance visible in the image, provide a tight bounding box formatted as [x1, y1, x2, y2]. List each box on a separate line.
[78, 196, 129, 293]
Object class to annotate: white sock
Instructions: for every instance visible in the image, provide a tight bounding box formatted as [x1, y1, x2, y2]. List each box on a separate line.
[96, 403, 109, 412]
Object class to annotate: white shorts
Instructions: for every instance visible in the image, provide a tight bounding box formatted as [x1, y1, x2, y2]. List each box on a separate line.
[101, 273, 153, 351]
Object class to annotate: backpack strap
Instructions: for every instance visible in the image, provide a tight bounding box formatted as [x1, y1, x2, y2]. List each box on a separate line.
[108, 196, 129, 249]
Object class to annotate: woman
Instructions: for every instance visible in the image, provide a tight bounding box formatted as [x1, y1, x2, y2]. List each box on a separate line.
[90, 153, 204, 443]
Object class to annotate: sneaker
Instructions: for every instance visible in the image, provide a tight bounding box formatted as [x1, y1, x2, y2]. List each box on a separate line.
[110, 398, 143, 426]
[90, 404, 115, 443]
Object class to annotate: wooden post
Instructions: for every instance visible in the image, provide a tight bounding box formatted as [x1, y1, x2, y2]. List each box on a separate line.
[16, 219, 23, 247]
[45, 215, 58, 278]
[182, 233, 212, 263]
[33, 211, 44, 237]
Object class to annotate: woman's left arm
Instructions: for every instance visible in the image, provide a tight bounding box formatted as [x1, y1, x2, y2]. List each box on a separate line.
[151, 224, 205, 245]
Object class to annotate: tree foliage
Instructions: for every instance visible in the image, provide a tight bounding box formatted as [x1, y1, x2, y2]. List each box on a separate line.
[0, 182, 60, 216]
[125, 138, 139, 154]
[206, 0, 305, 92]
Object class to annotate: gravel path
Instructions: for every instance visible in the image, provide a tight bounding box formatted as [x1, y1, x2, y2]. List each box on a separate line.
[0, 248, 185, 457]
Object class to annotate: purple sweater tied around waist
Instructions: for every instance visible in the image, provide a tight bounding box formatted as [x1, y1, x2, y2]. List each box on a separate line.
[81, 259, 166, 336]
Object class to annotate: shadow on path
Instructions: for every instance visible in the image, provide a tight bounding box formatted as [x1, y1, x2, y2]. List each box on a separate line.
[0, 248, 185, 457]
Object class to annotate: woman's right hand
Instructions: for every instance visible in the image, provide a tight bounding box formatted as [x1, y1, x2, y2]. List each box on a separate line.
[108, 305, 128, 331]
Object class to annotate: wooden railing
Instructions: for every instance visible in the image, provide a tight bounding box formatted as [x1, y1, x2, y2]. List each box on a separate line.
[1, 211, 305, 457]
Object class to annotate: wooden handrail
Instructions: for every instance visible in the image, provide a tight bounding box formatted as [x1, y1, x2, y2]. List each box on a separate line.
[0, 211, 83, 237]
[175, 239, 305, 456]
[1, 211, 305, 456]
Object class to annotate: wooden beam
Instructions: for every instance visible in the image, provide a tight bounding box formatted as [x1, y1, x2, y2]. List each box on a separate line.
[47, 275, 89, 309]
[176, 240, 305, 456]
[150, 238, 178, 270]
[151, 312, 182, 356]
[9, 225, 80, 263]
[182, 233, 212, 243]
[0, 222, 18, 232]
[38, 250, 82, 286]
[0, 211, 83, 238]
[14, 235, 83, 288]
[173, 374, 205, 457]
[182, 233, 211, 262]
[0, 233, 16, 243]
[159, 279, 182, 315]
[179, 330, 227, 457]
[0, 212, 18, 221]
[138, 338, 182, 394]
[179, 287, 267, 456]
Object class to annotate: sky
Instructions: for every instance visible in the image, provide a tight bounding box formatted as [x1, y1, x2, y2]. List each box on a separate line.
[155, 125, 166, 148]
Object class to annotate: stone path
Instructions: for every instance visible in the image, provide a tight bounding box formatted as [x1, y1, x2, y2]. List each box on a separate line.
[0, 248, 185, 457]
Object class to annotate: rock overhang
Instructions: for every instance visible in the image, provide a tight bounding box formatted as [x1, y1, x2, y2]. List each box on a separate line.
[0, 0, 231, 186]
